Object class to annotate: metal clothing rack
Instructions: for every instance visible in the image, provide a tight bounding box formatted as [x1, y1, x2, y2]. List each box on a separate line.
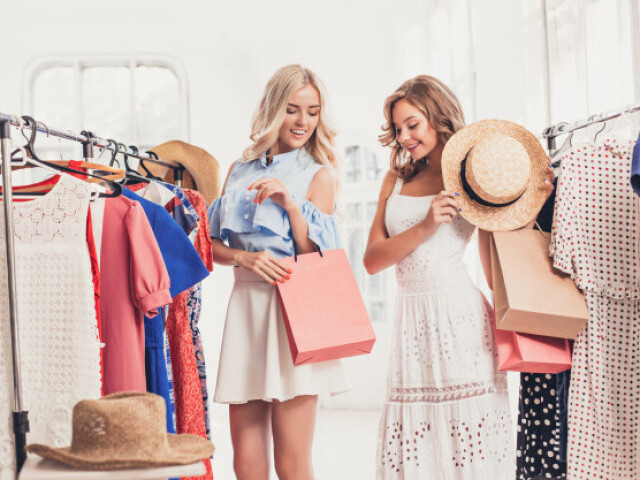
[540, 102, 640, 155]
[0, 111, 184, 476]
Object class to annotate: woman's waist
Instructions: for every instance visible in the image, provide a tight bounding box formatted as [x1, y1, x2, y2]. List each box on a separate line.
[395, 267, 474, 295]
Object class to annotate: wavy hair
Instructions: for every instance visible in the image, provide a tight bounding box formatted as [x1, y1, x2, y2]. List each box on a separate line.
[379, 75, 465, 180]
[243, 64, 339, 173]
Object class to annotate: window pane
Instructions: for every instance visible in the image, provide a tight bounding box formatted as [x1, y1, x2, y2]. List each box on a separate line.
[347, 228, 364, 288]
[83, 67, 131, 140]
[346, 203, 362, 224]
[135, 66, 184, 146]
[368, 301, 385, 323]
[33, 66, 76, 131]
[365, 201, 378, 223]
[344, 145, 362, 183]
[367, 272, 384, 297]
[364, 147, 383, 181]
[32, 66, 80, 159]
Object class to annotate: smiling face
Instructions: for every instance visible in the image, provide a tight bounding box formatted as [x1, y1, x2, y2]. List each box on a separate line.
[391, 98, 440, 161]
[275, 84, 321, 155]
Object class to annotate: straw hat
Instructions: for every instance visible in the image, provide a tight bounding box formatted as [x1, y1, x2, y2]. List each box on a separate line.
[25, 392, 214, 470]
[441, 119, 549, 231]
[142, 140, 221, 204]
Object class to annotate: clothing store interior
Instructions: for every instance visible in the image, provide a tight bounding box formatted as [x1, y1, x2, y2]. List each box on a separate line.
[1, 0, 639, 479]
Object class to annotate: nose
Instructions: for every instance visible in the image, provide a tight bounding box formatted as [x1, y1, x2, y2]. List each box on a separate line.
[295, 112, 308, 127]
[398, 129, 410, 144]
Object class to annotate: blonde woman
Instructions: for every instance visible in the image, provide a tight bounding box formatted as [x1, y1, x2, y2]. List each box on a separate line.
[364, 76, 516, 479]
[208, 64, 349, 480]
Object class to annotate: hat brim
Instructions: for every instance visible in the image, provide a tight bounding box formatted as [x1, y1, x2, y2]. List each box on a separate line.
[441, 119, 549, 231]
[25, 433, 214, 471]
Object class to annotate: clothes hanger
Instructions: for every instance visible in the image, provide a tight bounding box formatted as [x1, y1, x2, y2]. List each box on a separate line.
[139, 149, 164, 181]
[549, 122, 574, 167]
[8, 116, 122, 197]
[119, 143, 151, 185]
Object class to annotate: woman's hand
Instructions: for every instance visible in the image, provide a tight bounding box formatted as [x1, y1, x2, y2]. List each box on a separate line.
[522, 161, 556, 229]
[419, 191, 460, 237]
[234, 250, 291, 285]
[248, 177, 296, 212]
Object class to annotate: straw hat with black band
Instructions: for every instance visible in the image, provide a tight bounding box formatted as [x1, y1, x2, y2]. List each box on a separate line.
[441, 119, 550, 232]
[26, 392, 214, 470]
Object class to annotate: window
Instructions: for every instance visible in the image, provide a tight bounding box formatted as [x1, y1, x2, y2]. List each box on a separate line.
[23, 55, 189, 160]
[545, 0, 637, 123]
[340, 144, 391, 324]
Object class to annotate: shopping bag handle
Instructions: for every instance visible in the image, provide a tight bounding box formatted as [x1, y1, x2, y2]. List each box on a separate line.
[291, 237, 324, 262]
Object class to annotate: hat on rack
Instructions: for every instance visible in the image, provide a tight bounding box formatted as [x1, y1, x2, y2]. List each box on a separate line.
[441, 119, 549, 231]
[25, 392, 214, 470]
[142, 140, 221, 204]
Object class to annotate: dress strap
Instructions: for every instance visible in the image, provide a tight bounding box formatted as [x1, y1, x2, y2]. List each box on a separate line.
[392, 175, 404, 196]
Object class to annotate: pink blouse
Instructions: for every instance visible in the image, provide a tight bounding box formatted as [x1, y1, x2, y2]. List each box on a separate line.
[100, 196, 171, 394]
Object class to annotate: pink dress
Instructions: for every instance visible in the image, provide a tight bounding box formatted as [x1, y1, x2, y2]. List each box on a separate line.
[100, 195, 172, 395]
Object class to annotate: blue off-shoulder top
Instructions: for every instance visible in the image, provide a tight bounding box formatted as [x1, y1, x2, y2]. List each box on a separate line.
[207, 148, 340, 258]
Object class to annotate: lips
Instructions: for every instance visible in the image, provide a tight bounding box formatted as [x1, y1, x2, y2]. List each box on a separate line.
[405, 142, 420, 152]
[291, 129, 306, 138]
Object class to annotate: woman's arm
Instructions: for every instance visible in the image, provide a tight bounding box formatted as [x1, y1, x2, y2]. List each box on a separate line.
[363, 170, 459, 275]
[210, 160, 289, 284]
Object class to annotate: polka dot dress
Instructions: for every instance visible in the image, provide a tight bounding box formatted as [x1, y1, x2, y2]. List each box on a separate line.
[550, 139, 640, 479]
[516, 373, 566, 479]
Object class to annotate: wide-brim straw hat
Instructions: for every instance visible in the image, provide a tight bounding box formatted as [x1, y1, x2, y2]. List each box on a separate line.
[441, 119, 549, 231]
[141, 140, 221, 204]
[26, 392, 214, 470]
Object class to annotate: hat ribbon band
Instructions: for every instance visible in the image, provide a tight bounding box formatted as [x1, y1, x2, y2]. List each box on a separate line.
[460, 157, 523, 208]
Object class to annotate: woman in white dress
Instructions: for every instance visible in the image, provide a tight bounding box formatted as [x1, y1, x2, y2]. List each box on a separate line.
[364, 75, 516, 479]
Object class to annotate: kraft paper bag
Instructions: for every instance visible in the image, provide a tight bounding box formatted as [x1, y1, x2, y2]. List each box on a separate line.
[490, 230, 588, 339]
[495, 328, 571, 374]
[276, 249, 376, 366]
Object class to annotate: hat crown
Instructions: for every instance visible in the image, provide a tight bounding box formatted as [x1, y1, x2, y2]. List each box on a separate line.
[465, 134, 531, 204]
[69, 392, 169, 456]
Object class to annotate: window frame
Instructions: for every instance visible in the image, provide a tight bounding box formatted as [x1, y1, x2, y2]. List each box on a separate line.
[22, 54, 190, 145]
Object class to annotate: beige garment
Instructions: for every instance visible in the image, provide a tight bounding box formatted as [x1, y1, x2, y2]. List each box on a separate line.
[214, 268, 351, 404]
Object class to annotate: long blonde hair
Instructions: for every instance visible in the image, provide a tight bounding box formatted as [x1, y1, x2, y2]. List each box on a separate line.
[243, 64, 339, 172]
[379, 75, 465, 180]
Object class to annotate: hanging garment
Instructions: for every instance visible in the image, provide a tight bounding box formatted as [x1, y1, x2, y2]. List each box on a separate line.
[515, 179, 568, 480]
[100, 194, 171, 395]
[122, 186, 212, 480]
[551, 139, 640, 480]
[209, 148, 350, 404]
[632, 133, 640, 197]
[0, 175, 102, 480]
[376, 177, 514, 480]
[184, 189, 214, 439]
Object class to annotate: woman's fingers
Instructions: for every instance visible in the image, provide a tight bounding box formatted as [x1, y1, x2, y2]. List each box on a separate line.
[269, 257, 291, 277]
[259, 264, 287, 284]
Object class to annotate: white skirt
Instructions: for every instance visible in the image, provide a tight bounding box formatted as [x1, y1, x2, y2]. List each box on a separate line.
[214, 268, 351, 404]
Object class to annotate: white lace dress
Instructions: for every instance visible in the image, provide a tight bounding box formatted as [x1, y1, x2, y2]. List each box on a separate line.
[377, 178, 514, 479]
[0, 174, 102, 480]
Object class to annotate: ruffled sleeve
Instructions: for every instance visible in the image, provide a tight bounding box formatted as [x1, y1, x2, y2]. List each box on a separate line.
[300, 199, 341, 251]
[207, 196, 224, 241]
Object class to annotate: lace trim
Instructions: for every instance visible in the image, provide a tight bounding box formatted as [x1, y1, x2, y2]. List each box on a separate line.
[388, 378, 508, 404]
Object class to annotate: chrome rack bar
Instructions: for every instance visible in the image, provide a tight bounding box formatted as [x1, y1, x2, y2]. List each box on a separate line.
[0, 118, 29, 476]
[0, 112, 179, 172]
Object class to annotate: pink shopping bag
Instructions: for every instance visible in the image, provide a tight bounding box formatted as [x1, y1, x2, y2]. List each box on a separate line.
[276, 249, 376, 366]
[495, 328, 571, 374]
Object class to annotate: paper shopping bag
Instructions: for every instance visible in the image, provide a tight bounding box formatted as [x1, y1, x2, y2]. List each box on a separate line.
[495, 328, 571, 373]
[276, 249, 376, 366]
[490, 230, 588, 339]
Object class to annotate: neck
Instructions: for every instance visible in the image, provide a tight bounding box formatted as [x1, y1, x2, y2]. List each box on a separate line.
[425, 142, 444, 174]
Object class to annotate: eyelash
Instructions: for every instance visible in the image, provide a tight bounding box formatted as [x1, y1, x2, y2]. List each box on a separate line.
[286, 110, 319, 116]
[395, 123, 419, 135]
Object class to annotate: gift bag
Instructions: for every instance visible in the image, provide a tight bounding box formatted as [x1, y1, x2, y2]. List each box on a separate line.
[495, 328, 571, 374]
[490, 229, 588, 339]
[276, 249, 376, 366]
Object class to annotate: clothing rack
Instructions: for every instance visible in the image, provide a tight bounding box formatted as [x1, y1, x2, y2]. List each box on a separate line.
[0, 112, 185, 186]
[0, 111, 184, 476]
[540, 102, 640, 154]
